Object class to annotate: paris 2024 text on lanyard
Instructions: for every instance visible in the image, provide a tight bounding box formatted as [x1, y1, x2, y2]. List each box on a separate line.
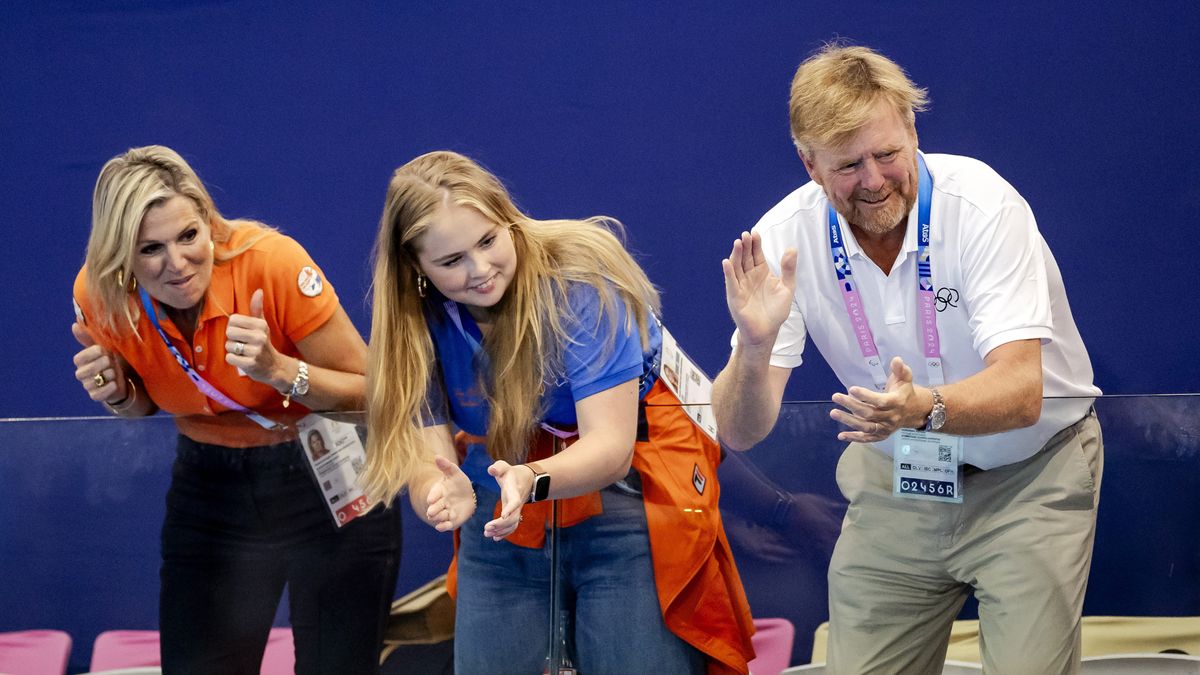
[828, 154, 962, 503]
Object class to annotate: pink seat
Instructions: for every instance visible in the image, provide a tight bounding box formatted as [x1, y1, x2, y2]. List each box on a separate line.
[260, 628, 295, 675]
[0, 630, 72, 675]
[89, 631, 160, 671]
[90, 628, 294, 673]
[748, 617, 795, 675]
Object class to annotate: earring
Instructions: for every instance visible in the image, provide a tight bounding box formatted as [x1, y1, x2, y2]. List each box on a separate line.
[115, 269, 137, 292]
[416, 273, 428, 298]
[208, 240, 215, 253]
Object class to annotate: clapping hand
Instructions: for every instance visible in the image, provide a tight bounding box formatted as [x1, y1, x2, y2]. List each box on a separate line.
[425, 455, 476, 532]
[831, 356, 920, 442]
[483, 460, 529, 541]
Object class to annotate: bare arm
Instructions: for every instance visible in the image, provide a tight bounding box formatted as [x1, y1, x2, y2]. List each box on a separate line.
[484, 378, 640, 540]
[713, 354, 793, 450]
[831, 339, 1043, 442]
[712, 230, 798, 450]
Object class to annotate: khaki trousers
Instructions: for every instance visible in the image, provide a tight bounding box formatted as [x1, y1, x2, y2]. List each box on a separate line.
[826, 413, 1103, 675]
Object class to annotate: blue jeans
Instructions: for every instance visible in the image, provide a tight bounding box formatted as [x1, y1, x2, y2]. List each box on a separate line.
[454, 484, 704, 675]
[160, 435, 401, 675]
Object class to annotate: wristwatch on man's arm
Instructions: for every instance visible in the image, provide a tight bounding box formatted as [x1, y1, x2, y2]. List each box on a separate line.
[920, 388, 947, 431]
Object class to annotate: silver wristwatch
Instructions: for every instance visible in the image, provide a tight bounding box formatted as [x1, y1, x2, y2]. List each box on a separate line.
[923, 388, 946, 431]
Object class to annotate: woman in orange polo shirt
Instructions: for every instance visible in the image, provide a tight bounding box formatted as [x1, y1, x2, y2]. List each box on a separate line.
[70, 145, 399, 674]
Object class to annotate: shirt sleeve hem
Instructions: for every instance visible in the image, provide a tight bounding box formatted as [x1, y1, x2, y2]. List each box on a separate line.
[572, 364, 643, 402]
[976, 326, 1052, 359]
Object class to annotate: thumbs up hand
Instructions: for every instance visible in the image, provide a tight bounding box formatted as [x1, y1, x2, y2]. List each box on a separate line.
[225, 288, 285, 387]
[72, 321, 129, 404]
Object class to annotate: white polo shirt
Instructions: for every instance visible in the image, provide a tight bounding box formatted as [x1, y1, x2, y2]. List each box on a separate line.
[733, 152, 1100, 469]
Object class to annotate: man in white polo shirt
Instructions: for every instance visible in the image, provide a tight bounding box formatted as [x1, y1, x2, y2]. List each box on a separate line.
[712, 43, 1102, 674]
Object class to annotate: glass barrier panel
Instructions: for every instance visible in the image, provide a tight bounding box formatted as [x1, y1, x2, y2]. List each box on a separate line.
[538, 395, 1198, 670]
[0, 413, 452, 673]
[3, 395, 1197, 672]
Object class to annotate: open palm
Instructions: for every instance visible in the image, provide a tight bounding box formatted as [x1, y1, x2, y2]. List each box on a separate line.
[722, 231, 797, 346]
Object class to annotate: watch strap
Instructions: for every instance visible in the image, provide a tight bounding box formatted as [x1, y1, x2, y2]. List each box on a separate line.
[526, 462, 551, 503]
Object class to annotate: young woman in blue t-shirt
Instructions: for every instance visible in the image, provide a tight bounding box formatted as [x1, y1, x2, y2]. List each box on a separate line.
[363, 151, 754, 674]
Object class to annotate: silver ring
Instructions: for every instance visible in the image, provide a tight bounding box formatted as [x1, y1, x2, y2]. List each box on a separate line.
[234, 341, 246, 356]
[874, 423, 882, 435]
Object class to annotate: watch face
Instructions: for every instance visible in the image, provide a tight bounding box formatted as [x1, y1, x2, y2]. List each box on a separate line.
[531, 473, 551, 502]
[930, 407, 947, 430]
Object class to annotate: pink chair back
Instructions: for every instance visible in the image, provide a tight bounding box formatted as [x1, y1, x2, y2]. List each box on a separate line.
[260, 628, 296, 675]
[90, 631, 160, 671]
[748, 617, 796, 675]
[91, 627, 294, 673]
[0, 630, 72, 675]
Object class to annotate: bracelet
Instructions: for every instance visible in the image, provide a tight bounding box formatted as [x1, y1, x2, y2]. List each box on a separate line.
[282, 360, 310, 408]
[103, 378, 138, 415]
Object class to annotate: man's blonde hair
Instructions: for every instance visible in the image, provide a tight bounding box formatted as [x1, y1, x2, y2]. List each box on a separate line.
[789, 43, 929, 158]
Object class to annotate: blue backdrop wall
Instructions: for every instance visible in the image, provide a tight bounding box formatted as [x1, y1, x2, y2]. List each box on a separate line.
[3, 1, 1198, 416]
[2, 0, 1198, 667]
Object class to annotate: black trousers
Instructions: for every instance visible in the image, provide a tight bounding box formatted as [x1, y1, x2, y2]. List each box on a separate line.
[160, 435, 401, 675]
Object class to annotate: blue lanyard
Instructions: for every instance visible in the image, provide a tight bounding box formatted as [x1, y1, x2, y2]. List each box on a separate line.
[827, 153, 943, 390]
[139, 288, 283, 430]
[443, 301, 483, 355]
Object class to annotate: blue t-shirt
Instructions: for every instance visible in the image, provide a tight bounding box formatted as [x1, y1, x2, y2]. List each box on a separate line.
[425, 283, 660, 487]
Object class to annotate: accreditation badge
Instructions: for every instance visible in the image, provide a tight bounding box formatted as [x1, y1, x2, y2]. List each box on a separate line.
[893, 428, 963, 503]
[297, 414, 374, 527]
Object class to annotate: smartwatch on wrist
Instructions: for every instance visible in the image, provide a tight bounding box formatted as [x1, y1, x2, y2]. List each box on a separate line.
[525, 462, 551, 503]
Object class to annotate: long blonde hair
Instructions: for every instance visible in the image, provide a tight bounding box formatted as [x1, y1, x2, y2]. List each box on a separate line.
[363, 151, 661, 504]
[84, 145, 271, 335]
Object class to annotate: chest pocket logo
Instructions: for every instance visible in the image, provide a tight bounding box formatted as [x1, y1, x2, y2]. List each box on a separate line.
[935, 287, 960, 312]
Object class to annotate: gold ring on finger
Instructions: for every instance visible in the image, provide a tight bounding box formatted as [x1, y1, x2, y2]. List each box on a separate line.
[93, 372, 107, 388]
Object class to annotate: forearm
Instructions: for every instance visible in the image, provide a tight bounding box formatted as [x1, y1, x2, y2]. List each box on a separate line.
[713, 342, 783, 450]
[910, 341, 1043, 435]
[530, 434, 635, 501]
[102, 372, 158, 418]
[273, 355, 365, 412]
[934, 370, 1041, 435]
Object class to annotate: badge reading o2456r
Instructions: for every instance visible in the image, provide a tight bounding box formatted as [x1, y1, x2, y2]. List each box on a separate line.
[899, 478, 955, 498]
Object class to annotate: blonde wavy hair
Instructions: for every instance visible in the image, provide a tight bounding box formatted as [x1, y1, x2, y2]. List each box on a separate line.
[363, 151, 661, 504]
[789, 42, 929, 159]
[84, 145, 271, 336]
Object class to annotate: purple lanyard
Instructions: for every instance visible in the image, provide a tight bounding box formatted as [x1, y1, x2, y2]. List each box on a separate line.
[827, 154, 943, 390]
[139, 288, 283, 430]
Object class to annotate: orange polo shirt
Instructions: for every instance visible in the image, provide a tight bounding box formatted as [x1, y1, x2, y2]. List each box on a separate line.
[73, 227, 340, 447]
